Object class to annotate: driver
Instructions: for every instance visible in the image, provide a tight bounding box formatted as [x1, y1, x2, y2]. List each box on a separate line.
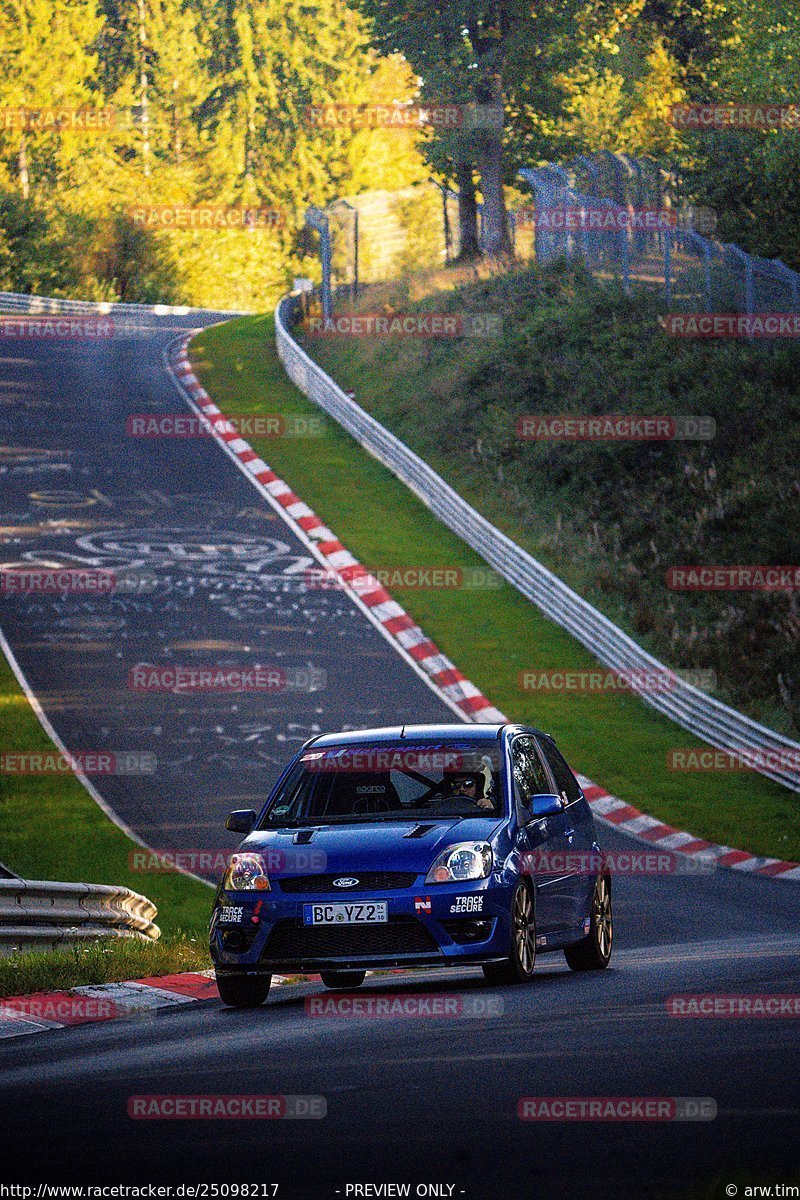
[444, 760, 494, 811]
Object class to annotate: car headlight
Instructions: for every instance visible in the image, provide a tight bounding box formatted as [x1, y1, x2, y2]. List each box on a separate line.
[221, 852, 271, 892]
[425, 842, 493, 884]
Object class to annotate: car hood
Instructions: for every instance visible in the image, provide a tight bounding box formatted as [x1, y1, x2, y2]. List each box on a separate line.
[240, 817, 504, 878]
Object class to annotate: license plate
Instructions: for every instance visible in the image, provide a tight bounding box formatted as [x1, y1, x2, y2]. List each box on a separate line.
[303, 901, 388, 926]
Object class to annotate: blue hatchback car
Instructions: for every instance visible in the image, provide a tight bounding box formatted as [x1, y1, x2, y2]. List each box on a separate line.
[210, 723, 613, 1007]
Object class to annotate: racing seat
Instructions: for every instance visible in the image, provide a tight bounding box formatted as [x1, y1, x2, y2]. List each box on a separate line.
[350, 772, 400, 815]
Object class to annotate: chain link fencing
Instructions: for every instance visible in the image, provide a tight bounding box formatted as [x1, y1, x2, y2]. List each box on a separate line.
[306, 151, 800, 317]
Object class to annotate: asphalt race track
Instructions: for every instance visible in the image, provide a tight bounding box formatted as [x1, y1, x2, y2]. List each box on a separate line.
[1, 314, 799, 1198]
[0, 311, 455, 856]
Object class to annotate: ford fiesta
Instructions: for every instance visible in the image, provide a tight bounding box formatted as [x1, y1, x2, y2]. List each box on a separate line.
[210, 723, 613, 1007]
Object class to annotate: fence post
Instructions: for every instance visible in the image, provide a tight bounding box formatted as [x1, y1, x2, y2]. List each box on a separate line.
[328, 199, 359, 299]
[305, 206, 332, 321]
[725, 244, 752, 315]
[620, 207, 630, 293]
[772, 259, 799, 312]
[746, 256, 753, 314]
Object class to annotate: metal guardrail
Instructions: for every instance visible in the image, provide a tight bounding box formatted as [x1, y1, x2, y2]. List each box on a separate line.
[275, 293, 800, 793]
[0, 879, 160, 955]
[0, 290, 195, 317]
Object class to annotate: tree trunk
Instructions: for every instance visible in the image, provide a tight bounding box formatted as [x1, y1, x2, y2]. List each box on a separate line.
[455, 156, 480, 261]
[478, 122, 510, 257]
[18, 136, 29, 199]
[137, 0, 151, 176]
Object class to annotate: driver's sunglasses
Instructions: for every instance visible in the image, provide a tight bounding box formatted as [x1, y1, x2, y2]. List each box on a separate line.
[448, 776, 476, 789]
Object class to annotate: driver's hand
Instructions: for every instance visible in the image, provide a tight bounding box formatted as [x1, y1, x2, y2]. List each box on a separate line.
[476, 797, 493, 810]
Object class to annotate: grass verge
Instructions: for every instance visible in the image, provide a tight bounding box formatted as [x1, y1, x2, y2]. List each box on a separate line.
[0, 645, 214, 995]
[190, 312, 799, 863]
[0, 934, 209, 999]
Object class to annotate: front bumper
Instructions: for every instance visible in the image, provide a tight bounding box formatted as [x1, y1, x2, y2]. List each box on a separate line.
[210, 876, 514, 974]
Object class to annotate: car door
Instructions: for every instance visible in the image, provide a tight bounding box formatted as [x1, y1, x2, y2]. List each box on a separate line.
[509, 735, 576, 935]
[538, 736, 597, 931]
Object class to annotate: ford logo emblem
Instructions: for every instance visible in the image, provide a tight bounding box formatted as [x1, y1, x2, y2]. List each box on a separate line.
[332, 877, 360, 888]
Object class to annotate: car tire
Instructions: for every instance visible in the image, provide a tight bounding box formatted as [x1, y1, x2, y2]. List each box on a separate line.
[482, 881, 536, 985]
[564, 873, 612, 971]
[319, 970, 367, 990]
[216, 972, 272, 1008]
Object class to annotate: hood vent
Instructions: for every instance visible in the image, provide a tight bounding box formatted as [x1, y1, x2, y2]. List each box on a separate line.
[403, 823, 438, 839]
[292, 829, 315, 844]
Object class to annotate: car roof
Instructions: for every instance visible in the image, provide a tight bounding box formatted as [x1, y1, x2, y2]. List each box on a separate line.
[304, 722, 550, 748]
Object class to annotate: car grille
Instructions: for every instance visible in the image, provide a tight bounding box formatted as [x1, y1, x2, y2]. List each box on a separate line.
[262, 917, 439, 961]
[279, 872, 418, 893]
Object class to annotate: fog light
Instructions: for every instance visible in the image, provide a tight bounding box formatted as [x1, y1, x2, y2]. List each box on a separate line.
[463, 919, 491, 941]
[441, 918, 494, 945]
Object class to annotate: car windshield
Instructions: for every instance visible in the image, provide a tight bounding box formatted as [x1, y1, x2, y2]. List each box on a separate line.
[260, 742, 504, 826]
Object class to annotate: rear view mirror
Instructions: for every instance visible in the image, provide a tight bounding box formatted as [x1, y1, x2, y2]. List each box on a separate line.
[225, 809, 257, 834]
[529, 793, 563, 818]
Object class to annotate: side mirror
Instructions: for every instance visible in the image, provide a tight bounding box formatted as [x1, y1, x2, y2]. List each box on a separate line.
[225, 809, 257, 834]
[529, 793, 564, 818]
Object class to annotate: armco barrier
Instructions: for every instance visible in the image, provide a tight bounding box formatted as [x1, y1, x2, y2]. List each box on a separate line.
[275, 293, 800, 793]
[0, 879, 160, 955]
[0, 290, 194, 317]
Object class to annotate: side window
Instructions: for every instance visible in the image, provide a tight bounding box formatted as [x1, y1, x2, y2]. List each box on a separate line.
[540, 739, 581, 805]
[511, 737, 552, 808]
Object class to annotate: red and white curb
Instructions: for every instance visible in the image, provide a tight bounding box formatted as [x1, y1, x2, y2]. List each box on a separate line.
[0, 970, 395, 1040]
[575, 777, 800, 880]
[0, 971, 219, 1039]
[166, 337, 800, 884]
